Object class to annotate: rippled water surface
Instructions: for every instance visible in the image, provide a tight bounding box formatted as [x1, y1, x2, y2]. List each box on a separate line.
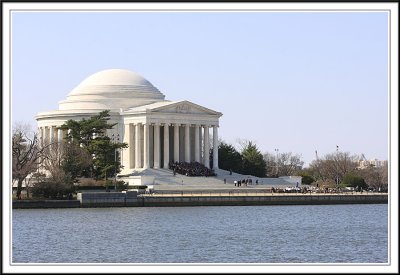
[12, 204, 388, 263]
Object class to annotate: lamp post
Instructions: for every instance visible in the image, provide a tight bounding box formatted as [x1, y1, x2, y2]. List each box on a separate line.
[111, 133, 120, 191]
[274, 148, 279, 177]
[336, 145, 339, 188]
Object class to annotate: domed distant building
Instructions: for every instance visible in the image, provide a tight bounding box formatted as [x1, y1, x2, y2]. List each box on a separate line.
[36, 69, 222, 183]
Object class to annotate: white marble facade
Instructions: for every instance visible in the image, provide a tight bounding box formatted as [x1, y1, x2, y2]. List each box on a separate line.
[36, 69, 222, 175]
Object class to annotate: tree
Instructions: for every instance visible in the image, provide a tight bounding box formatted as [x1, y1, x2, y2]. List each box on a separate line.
[340, 173, 367, 190]
[263, 151, 304, 177]
[61, 141, 93, 180]
[32, 140, 93, 199]
[12, 123, 44, 199]
[275, 152, 304, 176]
[263, 152, 277, 177]
[60, 110, 116, 146]
[89, 136, 125, 181]
[241, 141, 266, 177]
[59, 110, 128, 183]
[356, 162, 388, 191]
[218, 141, 242, 173]
[308, 151, 359, 185]
[296, 170, 315, 185]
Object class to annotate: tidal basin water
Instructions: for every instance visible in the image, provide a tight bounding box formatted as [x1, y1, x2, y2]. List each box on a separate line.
[12, 204, 388, 263]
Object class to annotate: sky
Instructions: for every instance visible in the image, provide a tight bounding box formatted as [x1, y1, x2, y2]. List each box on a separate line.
[10, 9, 390, 166]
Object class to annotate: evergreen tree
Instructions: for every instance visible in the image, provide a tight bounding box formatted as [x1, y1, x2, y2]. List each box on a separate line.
[60, 110, 115, 146]
[241, 141, 266, 177]
[59, 110, 128, 182]
[296, 170, 315, 185]
[340, 173, 368, 189]
[61, 142, 93, 180]
[218, 141, 242, 173]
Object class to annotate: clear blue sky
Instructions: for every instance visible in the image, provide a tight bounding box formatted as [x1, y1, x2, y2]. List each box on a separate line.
[11, 11, 389, 166]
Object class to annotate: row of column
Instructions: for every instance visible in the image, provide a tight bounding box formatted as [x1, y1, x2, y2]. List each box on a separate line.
[38, 123, 219, 171]
[38, 126, 65, 146]
[123, 123, 219, 170]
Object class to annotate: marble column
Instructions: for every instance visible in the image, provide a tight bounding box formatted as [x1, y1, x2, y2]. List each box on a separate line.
[204, 125, 210, 168]
[45, 127, 49, 144]
[194, 125, 200, 162]
[213, 126, 219, 169]
[135, 123, 141, 169]
[53, 127, 57, 142]
[57, 128, 63, 152]
[153, 123, 160, 168]
[174, 124, 180, 162]
[163, 123, 170, 168]
[37, 127, 43, 172]
[39, 127, 44, 147]
[185, 124, 190, 162]
[199, 126, 203, 163]
[143, 123, 150, 169]
[57, 128, 63, 142]
[123, 123, 134, 169]
[49, 126, 54, 145]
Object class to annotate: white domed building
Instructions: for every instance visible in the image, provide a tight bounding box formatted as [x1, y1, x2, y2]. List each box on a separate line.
[36, 69, 222, 184]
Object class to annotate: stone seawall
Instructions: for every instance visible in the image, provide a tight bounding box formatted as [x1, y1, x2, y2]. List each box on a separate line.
[13, 193, 388, 208]
[76, 192, 388, 208]
[141, 194, 388, 207]
[13, 200, 80, 209]
[77, 191, 142, 207]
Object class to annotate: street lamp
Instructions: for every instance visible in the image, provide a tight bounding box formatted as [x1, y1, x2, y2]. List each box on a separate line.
[111, 133, 120, 191]
[336, 145, 339, 188]
[274, 148, 279, 177]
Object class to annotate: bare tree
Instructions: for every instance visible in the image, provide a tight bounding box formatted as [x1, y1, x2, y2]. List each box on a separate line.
[263, 152, 276, 177]
[41, 140, 92, 184]
[309, 151, 359, 185]
[309, 159, 326, 181]
[12, 123, 42, 199]
[276, 152, 304, 176]
[32, 140, 92, 199]
[263, 151, 304, 177]
[356, 162, 388, 191]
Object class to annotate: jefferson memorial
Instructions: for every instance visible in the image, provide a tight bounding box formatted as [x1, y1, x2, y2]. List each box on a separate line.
[36, 69, 222, 183]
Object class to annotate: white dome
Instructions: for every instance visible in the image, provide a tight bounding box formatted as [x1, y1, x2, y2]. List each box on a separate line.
[72, 69, 154, 90]
[59, 69, 165, 111]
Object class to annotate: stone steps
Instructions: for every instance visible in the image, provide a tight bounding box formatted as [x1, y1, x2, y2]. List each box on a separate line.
[121, 168, 299, 189]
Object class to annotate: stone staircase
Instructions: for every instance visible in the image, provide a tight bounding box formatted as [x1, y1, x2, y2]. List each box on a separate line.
[125, 168, 298, 191]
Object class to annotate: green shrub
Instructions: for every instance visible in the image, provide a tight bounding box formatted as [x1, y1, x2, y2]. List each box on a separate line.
[31, 181, 75, 199]
[340, 173, 367, 189]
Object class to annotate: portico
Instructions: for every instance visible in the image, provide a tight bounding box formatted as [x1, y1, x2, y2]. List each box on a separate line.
[120, 100, 221, 174]
[120, 122, 219, 171]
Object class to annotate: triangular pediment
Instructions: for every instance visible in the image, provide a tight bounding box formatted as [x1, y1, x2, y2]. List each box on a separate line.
[150, 100, 221, 116]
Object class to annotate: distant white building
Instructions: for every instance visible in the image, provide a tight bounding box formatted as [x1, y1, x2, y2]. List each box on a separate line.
[358, 158, 387, 169]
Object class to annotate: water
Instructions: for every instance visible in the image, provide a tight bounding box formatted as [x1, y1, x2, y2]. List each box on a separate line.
[12, 204, 388, 263]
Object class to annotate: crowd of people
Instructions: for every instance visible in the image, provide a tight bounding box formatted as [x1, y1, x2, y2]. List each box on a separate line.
[169, 161, 216, 177]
